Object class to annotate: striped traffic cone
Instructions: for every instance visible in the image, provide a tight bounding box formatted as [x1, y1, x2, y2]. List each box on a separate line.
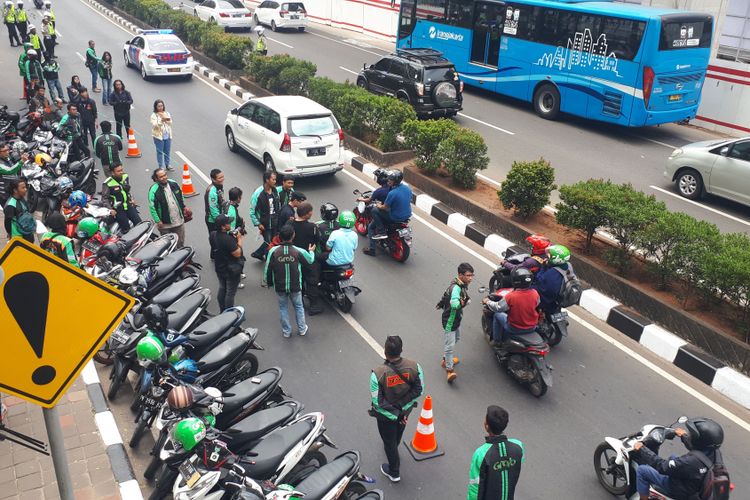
[126, 128, 142, 158]
[181, 163, 199, 198]
[405, 395, 444, 461]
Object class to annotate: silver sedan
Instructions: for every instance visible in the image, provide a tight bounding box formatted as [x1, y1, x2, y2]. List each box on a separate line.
[665, 137, 750, 207]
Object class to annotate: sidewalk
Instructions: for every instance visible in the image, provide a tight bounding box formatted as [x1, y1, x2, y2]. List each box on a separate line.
[0, 378, 120, 500]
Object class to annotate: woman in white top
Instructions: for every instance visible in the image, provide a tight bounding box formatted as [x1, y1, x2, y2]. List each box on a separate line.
[150, 99, 173, 171]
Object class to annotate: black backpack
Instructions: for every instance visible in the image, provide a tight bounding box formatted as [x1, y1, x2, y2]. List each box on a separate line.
[553, 266, 583, 308]
[693, 449, 731, 500]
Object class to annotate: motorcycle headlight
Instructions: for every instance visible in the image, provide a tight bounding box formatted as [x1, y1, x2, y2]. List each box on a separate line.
[119, 267, 139, 285]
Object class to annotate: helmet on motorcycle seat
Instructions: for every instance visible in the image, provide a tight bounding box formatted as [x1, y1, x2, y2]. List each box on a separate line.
[45, 212, 66, 234]
[11, 141, 28, 155]
[387, 169, 404, 185]
[68, 190, 87, 209]
[97, 241, 122, 262]
[172, 359, 199, 383]
[547, 244, 571, 266]
[320, 202, 339, 222]
[55, 175, 73, 193]
[173, 417, 206, 452]
[373, 168, 389, 186]
[338, 210, 356, 229]
[167, 386, 194, 410]
[135, 334, 165, 362]
[34, 152, 52, 166]
[684, 418, 724, 450]
[75, 216, 99, 238]
[526, 234, 551, 256]
[142, 303, 168, 332]
[511, 267, 533, 289]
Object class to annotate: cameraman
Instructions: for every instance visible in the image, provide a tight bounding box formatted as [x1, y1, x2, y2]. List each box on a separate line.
[211, 214, 245, 312]
[147, 167, 187, 247]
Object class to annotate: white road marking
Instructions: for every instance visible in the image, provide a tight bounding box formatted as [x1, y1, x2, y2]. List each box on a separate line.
[77, 0, 135, 35]
[336, 311, 384, 358]
[457, 112, 515, 135]
[650, 185, 750, 227]
[267, 36, 292, 49]
[76, 51, 85, 62]
[175, 151, 212, 185]
[306, 30, 384, 57]
[636, 135, 678, 149]
[339, 66, 358, 76]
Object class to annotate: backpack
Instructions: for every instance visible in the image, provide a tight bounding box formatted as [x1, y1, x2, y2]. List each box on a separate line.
[553, 266, 582, 308]
[693, 449, 731, 500]
[15, 202, 36, 236]
[40, 234, 68, 261]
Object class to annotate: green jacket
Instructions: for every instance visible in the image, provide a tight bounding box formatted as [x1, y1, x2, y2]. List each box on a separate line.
[57, 113, 82, 142]
[263, 243, 314, 293]
[40, 232, 79, 267]
[0, 156, 24, 175]
[103, 174, 133, 210]
[369, 358, 424, 421]
[148, 180, 184, 225]
[440, 277, 469, 332]
[226, 203, 239, 230]
[468, 435, 525, 500]
[204, 184, 223, 224]
[3, 197, 29, 238]
[24, 58, 43, 82]
[18, 52, 27, 77]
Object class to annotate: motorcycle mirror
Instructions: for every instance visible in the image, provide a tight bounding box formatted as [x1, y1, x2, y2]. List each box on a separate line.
[677, 415, 688, 424]
[478, 286, 487, 293]
[353, 189, 360, 195]
[204, 387, 222, 399]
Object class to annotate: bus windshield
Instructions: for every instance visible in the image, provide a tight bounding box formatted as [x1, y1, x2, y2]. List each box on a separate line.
[659, 15, 713, 50]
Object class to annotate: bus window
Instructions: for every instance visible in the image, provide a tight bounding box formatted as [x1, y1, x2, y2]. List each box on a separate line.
[400, 0, 417, 39]
[659, 15, 713, 50]
[416, 0, 446, 22]
[446, 0, 474, 28]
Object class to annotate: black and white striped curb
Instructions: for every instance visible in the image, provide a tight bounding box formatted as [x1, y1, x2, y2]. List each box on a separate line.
[350, 156, 750, 411]
[81, 361, 143, 500]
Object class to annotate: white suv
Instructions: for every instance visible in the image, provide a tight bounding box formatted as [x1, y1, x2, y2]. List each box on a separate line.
[253, 1, 308, 31]
[225, 96, 344, 177]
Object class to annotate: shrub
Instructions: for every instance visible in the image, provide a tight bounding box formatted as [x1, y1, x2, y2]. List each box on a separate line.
[708, 233, 750, 339]
[248, 54, 316, 94]
[402, 119, 458, 174]
[671, 220, 722, 309]
[498, 158, 556, 219]
[370, 97, 417, 152]
[555, 179, 616, 251]
[437, 127, 489, 189]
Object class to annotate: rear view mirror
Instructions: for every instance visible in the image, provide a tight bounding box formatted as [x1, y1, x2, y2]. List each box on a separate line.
[478, 286, 487, 294]
[720, 146, 729, 156]
[230, 107, 238, 115]
[678, 415, 688, 424]
[353, 189, 361, 195]
[125, 40, 131, 45]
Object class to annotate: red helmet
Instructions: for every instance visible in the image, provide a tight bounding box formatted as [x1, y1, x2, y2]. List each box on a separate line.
[526, 234, 551, 255]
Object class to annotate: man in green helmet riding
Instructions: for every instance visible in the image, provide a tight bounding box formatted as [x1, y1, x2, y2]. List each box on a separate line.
[324, 210, 358, 268]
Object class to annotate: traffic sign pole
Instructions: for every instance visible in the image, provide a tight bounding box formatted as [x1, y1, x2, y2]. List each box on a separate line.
[42, 406, 75, 500]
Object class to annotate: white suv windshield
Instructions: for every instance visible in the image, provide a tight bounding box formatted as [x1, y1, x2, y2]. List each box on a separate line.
[289, 115, 336, 136]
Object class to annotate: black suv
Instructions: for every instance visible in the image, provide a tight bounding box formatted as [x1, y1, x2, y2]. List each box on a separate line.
[357, 48, 463, 118]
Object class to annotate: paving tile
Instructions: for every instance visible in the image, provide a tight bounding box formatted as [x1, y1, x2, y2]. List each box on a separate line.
[65, 447, 85, 463]
[78, 432, 100, 447]
[58, 414, 75, 428]
[16, 471, 43, 491]
[0, 467, 15, 483]
[82, 442, 105, 460]
[14, 460, 41, 478]
[75, 417, 97, 433]
[0, 453, 13, 469]
[13, 447, 41, 465]
[73, 486, 95, 500]
[70, 471, 91, 490]
[63, 435, 82, 451]
[42, 481, 60, 499]
[17, 489, 44, 500]
[0, 479, 19, 499]
[92, 479, 118, 497]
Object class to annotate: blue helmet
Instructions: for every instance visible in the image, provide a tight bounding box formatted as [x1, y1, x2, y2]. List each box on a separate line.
[56, 176, 73, 193]
[68, 190, 87, 209]
[173, 359, 199, 383]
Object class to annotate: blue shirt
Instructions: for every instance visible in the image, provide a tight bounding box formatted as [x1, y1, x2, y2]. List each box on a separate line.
[326, 228, 358, 266]
[384, 183, 412, 222]
[371, 185, 390, 203]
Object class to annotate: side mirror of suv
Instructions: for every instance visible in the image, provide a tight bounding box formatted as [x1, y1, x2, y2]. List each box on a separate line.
[230, 108, 238, 115]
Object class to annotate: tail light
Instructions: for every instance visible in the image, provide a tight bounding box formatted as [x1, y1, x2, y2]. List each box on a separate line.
[219, 12, 229, 17]
[279, 9, 288, 17]
[416, 83, 424, 96]
[343, 268, 354, 279]
[459, 81, 464, 93]
[642, 66, 654, 108]
[244, 12, 252, 16]
[280, 133, 291, 152]
[338, 128, 344, 147]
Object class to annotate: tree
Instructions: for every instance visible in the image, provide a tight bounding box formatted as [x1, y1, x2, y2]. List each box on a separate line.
[498, 158, 557, 219]
[437, 127, 489, 189]
[402, 119, 458, 174]
[555, 179, 616, 251]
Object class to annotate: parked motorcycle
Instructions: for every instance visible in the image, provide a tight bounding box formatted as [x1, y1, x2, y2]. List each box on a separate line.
[319, 263, 361, 313]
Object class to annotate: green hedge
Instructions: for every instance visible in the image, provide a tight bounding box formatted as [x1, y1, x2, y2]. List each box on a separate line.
[498, 158, 556, 219]
[247, 54, 316, 95]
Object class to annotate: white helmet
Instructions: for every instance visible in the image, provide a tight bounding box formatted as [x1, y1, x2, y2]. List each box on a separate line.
[42, 10, 50, 18]
[16, 0, 23, 6]
[26, 48, 37, 56]
[5, 1, 13, 6]
[27, 23, 35, 30]
[254, 25, 265, 36]
[43, 0, 50, 5]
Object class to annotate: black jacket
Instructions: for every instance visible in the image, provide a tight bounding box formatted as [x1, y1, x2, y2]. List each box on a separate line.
[638, 445, 714, 498]
[148, 180, 185, 225]
[94, 133, 122, 167]
[264, 243, 314, 293]
[77, 97, 97, 124]
[109, 89, 133, 115]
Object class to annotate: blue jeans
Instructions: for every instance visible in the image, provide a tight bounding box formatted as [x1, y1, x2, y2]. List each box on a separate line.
[368, 206, 393, 250]
[89, 66, 98, 90]
[101, 78, 112, 104]
[492, 312, 535, 343]
[636, 463, 673, 496]
[153, 137, 172, 168]
[46, 78, 64, 101]
[277, 291, 306, 337]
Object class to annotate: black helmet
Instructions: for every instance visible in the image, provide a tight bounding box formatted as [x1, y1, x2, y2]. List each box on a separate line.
[387, 170, 404, 185]
[45, 212, 66, 234]
[373, 168, 389, 186]
[97, 241, 122, 262]
[511, 268, 533, 289]
[320, 202, 339, 222]
[683, 417, 724, 450]
[142, 304, 168, 331]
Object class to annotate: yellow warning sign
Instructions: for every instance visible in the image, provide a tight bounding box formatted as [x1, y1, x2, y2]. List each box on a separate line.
[0, 238, 134, 408]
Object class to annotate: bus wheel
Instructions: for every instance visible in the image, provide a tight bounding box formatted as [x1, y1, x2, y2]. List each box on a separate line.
[533, 84, 560, 120]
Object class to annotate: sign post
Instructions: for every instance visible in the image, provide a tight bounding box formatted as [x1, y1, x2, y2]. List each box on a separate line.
[0, 238, 134, 499]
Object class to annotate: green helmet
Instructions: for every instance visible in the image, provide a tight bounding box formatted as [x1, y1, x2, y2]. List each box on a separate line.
[76, 217, 99, 238]
[135, 334, 165, 362]
[173, 417, 206, 451]
[547, 244, 571, 266]
[338, 210, 356, 229]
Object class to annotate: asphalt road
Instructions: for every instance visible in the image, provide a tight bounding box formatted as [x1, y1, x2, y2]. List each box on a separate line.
[3, 2, 750, 499]
[164, 0, 750, 237]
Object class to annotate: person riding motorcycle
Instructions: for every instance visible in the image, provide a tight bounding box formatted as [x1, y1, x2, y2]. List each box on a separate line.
[633, 417, 724, 500]
[357, 168, 391, 204]
[366, 169, 412, 256]
[39, 211, 78, 267]
[324, 211, 358, 268]
[315, 202, 339, 260]
[501, 234, 550, 274]
[533, 244, 575, 315]
[482, 268, 540, 346]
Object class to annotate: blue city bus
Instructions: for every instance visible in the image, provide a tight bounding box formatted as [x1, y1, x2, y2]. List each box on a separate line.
[397, 0, 713, 126]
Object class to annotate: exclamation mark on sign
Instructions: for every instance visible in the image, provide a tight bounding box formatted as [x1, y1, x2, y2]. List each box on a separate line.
[3, 271, 56, 385]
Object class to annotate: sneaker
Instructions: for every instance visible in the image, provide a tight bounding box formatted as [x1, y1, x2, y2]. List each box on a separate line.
[238, 283, 245, 289]
[380, 464, 400, 483]
[372, 233, 388, 240]
[282, 332, 291, 338]
[363, 248, 376, 257]
[241, 273, 247, 279]
[298, 326, 308, 336]
[440, 357, 460, 369]
[446, 370, 457, 383]
[166, 166, 175, 172]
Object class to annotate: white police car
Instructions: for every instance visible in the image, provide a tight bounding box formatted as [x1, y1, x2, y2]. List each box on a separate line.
[123, 30, 194, 80]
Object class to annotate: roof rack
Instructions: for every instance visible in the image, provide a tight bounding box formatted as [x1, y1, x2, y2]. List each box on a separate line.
[395, 47, 446, 62]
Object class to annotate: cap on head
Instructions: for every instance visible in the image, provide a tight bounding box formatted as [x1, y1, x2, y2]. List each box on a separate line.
[215, 214, 234, 226]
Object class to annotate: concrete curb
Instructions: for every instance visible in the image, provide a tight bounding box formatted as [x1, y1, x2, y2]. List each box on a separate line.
[350, 156, 750, 411]
[81, 361, 143, 500]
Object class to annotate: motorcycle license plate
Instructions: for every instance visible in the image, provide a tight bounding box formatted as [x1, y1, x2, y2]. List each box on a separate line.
[179, 457, 201, 488]
[398, 228, 411, 238]
[83, 240, 101, 253]
[111, 328, 129, 344]
[139, 394, 159, 410]
[550, 311, 568, 322]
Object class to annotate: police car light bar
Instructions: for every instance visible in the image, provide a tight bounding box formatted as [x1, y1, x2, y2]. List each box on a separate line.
[136, 29, 174, 35]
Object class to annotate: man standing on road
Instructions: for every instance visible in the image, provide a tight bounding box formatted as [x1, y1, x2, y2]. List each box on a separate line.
[211, 213, 245, 312]
[103, 163, 141, 230]
[467, 406, 525, 500]
[292, 201, 323, 315]
[370, 335, 424, 484]
[85, 40, 101, 92]
[204, 168, 225, 257]
[23, 49, 43, 98]
[148, 167, 186, 247]
[76, 88, 98, 147]
[0, 141, 28, 206]
[437, 262, 474, 383]
[3, 178, 34, 243]
[3, 1, 20, 47]
[42, 56, 64, 102]
[249, 170, 280, 261]
[263, 224, 315, 338]
[14, 0, 25, 42]
[278, 191, 305, 228]
[93, 120, 122, 175]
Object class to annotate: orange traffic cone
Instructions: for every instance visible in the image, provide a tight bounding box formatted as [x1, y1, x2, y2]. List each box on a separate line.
[405, 395, 444, 461]
[126, 128, 142, 158]
[181, 163, 199, 198]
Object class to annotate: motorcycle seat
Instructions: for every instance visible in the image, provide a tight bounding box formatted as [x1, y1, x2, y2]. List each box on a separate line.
[294, 453, 359, 500]
[131, 234, 176, 265]
[387, 220, 409, 228]
[509, 332, 547, 347]
[151, 276, 198, 306]
[187, 309, 242, 351]
[166, 291, 208, 332]
[219, 368, 282, 417]
[196, 333, 248, 374]
[228, 404, 297, 450]
[241, 419, 316, 479]
[119, 221, 152, 250]
[151, 246, 192, 278]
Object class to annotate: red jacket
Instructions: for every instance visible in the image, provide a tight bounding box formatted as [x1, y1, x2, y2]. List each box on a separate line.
[505, 289, 540, 330]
